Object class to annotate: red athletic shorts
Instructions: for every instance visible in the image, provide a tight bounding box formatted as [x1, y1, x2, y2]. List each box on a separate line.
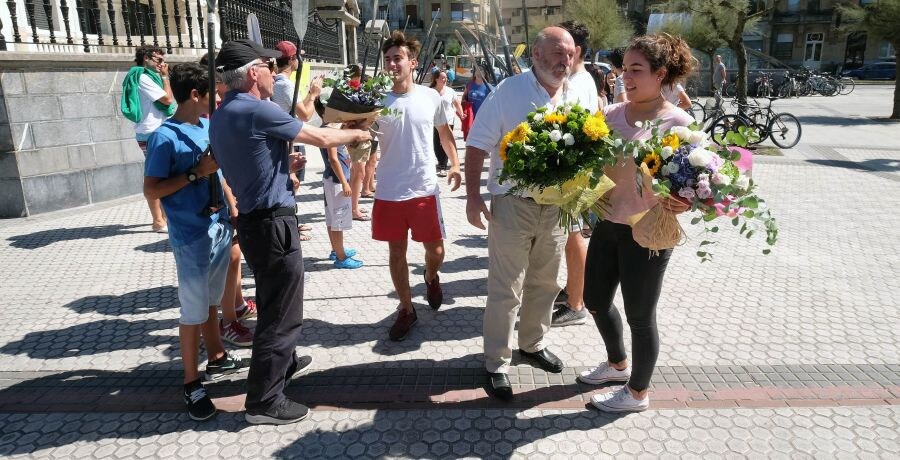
[372, 196, 446, 242]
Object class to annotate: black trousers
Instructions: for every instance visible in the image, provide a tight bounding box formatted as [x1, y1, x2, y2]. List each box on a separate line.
[583, 220, 672, 392]
[237, 210, 305, 413]
[433, 127, 449, 169]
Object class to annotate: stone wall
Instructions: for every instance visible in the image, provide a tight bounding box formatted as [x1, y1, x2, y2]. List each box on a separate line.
[0, 52, 342, 218]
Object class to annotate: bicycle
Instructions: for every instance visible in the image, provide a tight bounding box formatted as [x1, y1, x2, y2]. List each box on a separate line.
[836, 76, 855, 95]
[707, 97, 802, 149]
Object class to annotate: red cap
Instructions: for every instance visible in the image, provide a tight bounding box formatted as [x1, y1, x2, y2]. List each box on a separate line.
[275, 41, 297, 58]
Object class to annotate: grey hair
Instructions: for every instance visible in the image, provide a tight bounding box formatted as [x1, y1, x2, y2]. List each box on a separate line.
[221, 60, 255, 91]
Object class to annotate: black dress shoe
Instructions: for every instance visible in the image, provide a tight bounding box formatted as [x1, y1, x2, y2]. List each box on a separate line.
[487, 372, 513, 401]
[519, 348, 564, 373]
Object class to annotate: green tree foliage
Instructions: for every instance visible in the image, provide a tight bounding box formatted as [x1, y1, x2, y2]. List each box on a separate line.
[837, 0, 900, 119]
[664, 1, 770, 103]
[659, 15, 727, 92]
[445, 39, 462, 57]
[527, 0, 633, 51]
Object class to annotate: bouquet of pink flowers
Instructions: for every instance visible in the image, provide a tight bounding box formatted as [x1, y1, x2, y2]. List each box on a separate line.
[626, 122, 777, 261]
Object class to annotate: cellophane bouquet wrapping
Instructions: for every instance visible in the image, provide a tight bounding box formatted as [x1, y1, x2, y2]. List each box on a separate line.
[627, 122, 778, 261]
[496, 103, 618, 228]
[315, 71, 397, 162]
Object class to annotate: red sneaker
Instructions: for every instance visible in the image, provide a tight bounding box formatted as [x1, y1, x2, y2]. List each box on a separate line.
[220, 319, 254, 347]
[389, 307, 418, 341]
[424, 272, 443, 310]
[235, 299, 257, 320]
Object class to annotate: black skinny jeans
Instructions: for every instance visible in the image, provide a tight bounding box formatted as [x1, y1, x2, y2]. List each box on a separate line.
[237, 211, 305, 413]
[433, 127, 449, 169]
[583, 220, 672, 392]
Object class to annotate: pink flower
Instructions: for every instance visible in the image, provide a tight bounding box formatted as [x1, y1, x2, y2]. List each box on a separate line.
[678, 187, 696, 201]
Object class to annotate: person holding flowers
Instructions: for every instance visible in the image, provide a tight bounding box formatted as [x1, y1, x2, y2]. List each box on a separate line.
[579, 34, 696, 413]
[465, 26, 580, 401]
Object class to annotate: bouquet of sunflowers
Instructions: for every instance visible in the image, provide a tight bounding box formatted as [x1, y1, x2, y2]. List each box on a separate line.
[497, 103, 618, 228]
[628, 122, 778, 261]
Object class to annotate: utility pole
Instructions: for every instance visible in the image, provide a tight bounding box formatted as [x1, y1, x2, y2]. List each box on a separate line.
[521, 0, 529, 54]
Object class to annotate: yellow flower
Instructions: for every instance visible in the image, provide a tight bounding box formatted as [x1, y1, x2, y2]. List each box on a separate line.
[499, 131, 513, 161]
[642, 152, 663, 176]
[582, 115, 610, 141]
[544, 112, 568, 125]
[662, 134, 680, 150]
[511, 122, 531, 143]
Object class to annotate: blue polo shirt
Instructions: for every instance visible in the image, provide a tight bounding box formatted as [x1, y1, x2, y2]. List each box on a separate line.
[209, 91, 303, 214]
[144, 118, 228, 247]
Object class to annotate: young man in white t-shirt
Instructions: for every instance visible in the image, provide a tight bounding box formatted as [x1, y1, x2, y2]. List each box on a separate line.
[369, 31, 462, 341]
[132, 46, 175, 233]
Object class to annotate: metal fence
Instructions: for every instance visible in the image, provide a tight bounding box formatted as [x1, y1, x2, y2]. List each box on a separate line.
[0, 0, 344, 64]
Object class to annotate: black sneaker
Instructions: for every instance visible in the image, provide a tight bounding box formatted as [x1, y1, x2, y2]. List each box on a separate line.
[183, 379, 217, 421]
[204, 351, 250, 381]
[554, 289, 568, 309]
[245, 398, 310, 425]
[285, 355, 314, 389]
[551, 304, 589, 327]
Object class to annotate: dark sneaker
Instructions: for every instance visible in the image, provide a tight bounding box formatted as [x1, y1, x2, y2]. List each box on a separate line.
[389, 307, 418, 341]
[285, 355, 314, 388]
[245, 398, 310, 425]
[551, 305, 588, 327]
[424, 272, 443, 310]
[235, 299, 257, 320]
[184, 379, 216, 421]
[554, 289, 568, 309]
[204, 351, 250, 381]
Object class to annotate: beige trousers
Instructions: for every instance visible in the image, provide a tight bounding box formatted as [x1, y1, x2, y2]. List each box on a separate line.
[483, 194, 567, 373]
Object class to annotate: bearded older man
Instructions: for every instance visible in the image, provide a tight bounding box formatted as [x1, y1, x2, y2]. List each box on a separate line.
[464, 27, 579, 400]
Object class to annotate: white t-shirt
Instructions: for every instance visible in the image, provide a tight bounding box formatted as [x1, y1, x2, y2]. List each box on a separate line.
[567, 69, 600, 114]
[466, 70, 580, 195]
[374, 84, 449, 201]
[134, 74, 167, 135]
[661, 83, 686, 105]
[437, 86, 457, 127]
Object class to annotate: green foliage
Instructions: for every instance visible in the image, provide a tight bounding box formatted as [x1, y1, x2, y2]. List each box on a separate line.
[837, 0, 900, 45]
[445, 39, 462, 57]
[528, 0, 634, 50]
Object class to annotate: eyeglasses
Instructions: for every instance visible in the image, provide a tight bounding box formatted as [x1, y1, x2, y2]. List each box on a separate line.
[254, 60, 275, 71]
[147, 56, 165, 64]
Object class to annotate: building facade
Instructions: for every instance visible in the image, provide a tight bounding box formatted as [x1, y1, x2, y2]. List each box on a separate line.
[359, 1, 494, 52]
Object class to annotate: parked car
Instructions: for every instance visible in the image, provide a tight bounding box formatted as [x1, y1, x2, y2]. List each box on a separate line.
[842, 62, 897, 80]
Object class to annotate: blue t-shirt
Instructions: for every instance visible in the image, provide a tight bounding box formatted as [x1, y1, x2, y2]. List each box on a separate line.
[466, 81, 490, 114]
[320, 145, 351, 182]
[144, 118, 228, 247]
[209, 91, 303, 214]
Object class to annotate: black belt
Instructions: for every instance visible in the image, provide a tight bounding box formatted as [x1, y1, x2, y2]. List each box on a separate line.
[239, 205, 296, 220]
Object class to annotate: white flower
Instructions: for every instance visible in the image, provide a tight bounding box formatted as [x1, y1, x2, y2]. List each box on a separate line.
[614, 138, 624, 147]
[697, 173, 710, 183]
[549, 130, 562, 142]
[664, 162, 680, 175]
[735, 175, 751, 190]
[670, 126, 692, 141]
[533, 112, 543, 122]
[712, 173, 731, 186]
[562, 132, 575, 146]
[525, 145, 536, 152]
[660, 146, 674, 159]
[688, 148, 714, 168]
[319, 87, 333, 103]
[688, 130, 708, 146]
[634, 121, 643, 128]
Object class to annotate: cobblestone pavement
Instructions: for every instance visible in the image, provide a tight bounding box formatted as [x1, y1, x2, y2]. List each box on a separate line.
[1, 86, 898, 457]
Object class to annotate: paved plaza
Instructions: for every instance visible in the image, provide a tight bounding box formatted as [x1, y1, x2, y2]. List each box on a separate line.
[1, 85, 899, 458]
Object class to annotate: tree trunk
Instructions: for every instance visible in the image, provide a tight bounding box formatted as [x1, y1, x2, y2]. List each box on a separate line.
[733, 41, 749, 104]
[705, 51, 715, 94]
[893, 50, 899, 119]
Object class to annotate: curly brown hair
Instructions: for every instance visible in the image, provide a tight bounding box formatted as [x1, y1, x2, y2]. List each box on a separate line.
[627, 33, 697, 86]
[381, 31, 421, 59]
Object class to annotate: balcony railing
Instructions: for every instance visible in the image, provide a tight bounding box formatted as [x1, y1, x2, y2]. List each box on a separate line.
[0, 0, 344, 64]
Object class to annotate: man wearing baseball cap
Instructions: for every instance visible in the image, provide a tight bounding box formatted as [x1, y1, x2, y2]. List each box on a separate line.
[210, 39, 372, 425]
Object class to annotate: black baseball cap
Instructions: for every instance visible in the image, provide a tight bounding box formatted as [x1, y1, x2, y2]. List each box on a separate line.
[215, 39, 281, 71]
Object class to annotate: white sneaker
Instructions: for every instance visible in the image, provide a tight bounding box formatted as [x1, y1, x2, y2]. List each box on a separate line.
[577, 362, 631, 385]
[591, 386, 650, 412]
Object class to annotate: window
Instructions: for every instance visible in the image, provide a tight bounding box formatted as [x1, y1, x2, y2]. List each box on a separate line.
[879, 41, 896, 59]
[844, 32, 867, 68]
[787, 0, 800, 12]
[451, 3, 464, 21]
[432, 3, 440, 20]
[126, 0, 153, 37]
[774, 33, 793, 60]
[512, 9, 521, 17]
[546, 7, 561, 15]
[805, 33, 824, 62]
[807, 0, 820, 13]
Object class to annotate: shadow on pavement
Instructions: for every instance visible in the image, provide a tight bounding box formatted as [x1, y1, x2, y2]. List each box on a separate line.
[452, 234, 488, 249]
[133, 239, 172, 253]
[796, 114, 900, 127]
[409, 255, 489, 274]
[6, 224, 148, 249]
[0, 318, 179, 359]
[64, 286, 179, 316]
[806, 158, 900, 173]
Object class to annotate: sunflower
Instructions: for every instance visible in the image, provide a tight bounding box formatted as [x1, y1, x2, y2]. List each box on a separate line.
[544, 112, 568, 125]
[499, 131, 514, 161]
[582, 115, 610, 141]
[642, 152, 663, 176]
[662, 133, 680, 150]
[510, 122, 531, 143]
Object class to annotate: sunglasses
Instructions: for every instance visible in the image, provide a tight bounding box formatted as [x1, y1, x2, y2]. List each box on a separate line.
[254, 60, 275, 71]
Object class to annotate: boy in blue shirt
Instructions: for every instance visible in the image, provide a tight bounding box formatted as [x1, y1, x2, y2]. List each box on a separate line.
[144, 62, 249, 421]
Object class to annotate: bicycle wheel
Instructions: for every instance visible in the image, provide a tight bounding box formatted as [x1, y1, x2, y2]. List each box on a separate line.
[768, 112, 802, 149]
[839, 78, 855, 95]
[688, 101, 705, 125]
[723, 83, 736, 98]
[709, 114, 753, 140]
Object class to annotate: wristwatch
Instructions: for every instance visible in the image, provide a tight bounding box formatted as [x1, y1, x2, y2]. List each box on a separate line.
[186, 170, 198, 183]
